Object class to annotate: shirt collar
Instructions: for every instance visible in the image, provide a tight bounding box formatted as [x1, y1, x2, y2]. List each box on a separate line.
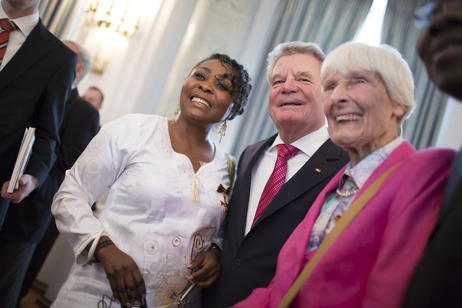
[270, 125, 330, 157]
[0, 4, 39, 38]
[344, 137, 403, 189]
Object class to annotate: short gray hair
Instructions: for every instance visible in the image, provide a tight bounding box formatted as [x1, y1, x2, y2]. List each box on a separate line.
[64, 40, 92, 79]
[321, 42, 415, 135]
[267, 41, 325, 83]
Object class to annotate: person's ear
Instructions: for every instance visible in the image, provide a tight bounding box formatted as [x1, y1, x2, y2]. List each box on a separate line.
[76, 63, 86, 78]
[392, 105, 405, 118]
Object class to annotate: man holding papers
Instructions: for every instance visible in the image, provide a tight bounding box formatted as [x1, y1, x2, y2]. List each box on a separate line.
[0, 0, 76, 229]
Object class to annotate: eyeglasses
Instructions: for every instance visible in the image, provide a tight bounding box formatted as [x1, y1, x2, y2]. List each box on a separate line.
[413, 0, 462, 28]
[413, 2, 437, 28]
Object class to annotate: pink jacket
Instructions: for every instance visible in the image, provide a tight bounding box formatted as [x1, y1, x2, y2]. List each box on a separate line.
[233, 141, 454, 308]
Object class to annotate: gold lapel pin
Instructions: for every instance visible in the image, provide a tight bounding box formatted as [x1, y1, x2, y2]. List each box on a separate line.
[315, 168, 321, 173]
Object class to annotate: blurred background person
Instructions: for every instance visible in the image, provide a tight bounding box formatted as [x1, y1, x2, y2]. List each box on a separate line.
[84, 86, 104, 112]
[4, 40, 100, 307]
[204, 41, 349, 308]
[233, 42, 454, 308]
[404, 0, 462, 306]
[51, 53, 251, 307]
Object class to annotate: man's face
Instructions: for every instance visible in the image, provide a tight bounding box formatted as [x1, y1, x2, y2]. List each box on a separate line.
[1, 0, 40, 18]
[84, 88, 103, 111]
[268, 53, 325, 140]
[418, 0, 462, 100]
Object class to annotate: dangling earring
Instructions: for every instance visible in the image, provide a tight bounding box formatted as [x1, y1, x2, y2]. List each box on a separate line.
[218, 121, 227, 143]
[172, 102, 180, 122]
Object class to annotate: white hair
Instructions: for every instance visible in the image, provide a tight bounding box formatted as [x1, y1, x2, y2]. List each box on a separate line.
[321, 42, 415, 135]
[267, 41, 325, 83]
[64, 40, 92, 79]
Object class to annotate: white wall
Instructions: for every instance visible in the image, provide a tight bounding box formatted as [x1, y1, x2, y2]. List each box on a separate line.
[73, 0, 199, 125]
[435, 97, 462, 150]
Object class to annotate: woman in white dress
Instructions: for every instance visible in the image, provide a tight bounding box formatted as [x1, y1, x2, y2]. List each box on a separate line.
[51, 54, 252, 308]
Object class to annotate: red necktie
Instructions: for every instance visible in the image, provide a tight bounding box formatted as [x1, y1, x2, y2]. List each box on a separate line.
[251, 144, 299, 228]
[0, 19, 18, 66]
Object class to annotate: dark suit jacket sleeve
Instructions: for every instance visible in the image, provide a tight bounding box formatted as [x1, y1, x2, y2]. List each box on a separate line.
[403, 179, 462, 307]
[25, 50, 77, 186]
[0, 95, 99, 243]
[52, 97, 100, 175]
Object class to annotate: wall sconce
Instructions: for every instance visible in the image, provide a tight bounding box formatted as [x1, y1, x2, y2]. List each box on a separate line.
[85, 0, 142, 74]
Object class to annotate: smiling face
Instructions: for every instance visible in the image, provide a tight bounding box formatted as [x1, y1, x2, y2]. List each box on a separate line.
[323, 70, 405, 165]
[179, 59, 234, 126]
[418, 0, 462, 100]
[268, 53, 325, 143]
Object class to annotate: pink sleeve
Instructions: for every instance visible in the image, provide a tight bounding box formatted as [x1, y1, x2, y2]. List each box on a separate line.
[362, 149, 454, 308]
[231, 286, 272, 308]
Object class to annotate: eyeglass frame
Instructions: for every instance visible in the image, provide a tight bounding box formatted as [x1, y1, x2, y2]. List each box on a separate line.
[413, 0, 462, 28]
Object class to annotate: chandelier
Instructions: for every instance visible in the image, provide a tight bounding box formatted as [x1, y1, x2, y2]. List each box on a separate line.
[85, 0, 142, 73]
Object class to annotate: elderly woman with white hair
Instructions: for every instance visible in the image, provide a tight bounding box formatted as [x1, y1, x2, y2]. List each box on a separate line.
[232, 42, 455, 308]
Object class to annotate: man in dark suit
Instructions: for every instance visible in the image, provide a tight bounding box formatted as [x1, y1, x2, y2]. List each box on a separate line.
[403, 1, 462, 307]
[0, 0, 76, 227]
[2, 40, 99, 307]
[0, 0, 78, 300]
[203, 41, 349, 307]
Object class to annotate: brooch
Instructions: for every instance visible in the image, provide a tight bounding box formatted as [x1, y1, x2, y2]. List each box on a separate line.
[217, 184, 231, 213]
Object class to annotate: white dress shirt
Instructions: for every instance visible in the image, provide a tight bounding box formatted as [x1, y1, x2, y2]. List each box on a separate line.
[0, 4, 39, 71]
[245, 126, 330, 234]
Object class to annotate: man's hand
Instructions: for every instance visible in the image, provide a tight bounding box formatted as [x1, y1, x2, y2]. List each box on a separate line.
[97, 241, 146, 307]
[186, 248, 221, 288]
[1, 174, 39, 203]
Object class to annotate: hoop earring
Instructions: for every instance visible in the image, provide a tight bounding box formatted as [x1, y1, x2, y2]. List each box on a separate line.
[218, 121, 227, 143]
[172, 102, 180, 122]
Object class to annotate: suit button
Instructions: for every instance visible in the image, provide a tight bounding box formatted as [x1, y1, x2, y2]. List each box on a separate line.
[234, 259, 241, 267]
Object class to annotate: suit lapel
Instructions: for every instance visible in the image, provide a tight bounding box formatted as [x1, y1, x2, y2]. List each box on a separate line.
[66, 88, 79, 107]
[254, 139, 346, 226]
[232, 135, 277, 243]
[0, 20, 53, 91]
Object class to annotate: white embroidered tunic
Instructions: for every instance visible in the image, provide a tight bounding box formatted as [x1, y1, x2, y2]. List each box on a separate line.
[51, 115, 230, 308]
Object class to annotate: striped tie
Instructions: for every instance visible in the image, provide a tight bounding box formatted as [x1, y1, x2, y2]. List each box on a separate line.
[251, 144, 299, 228]
[0, 19, 19, 66]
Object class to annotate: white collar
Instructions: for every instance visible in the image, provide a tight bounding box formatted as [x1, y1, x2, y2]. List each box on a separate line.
[0, 3, 39, 38]
[270, 125, 330, 157]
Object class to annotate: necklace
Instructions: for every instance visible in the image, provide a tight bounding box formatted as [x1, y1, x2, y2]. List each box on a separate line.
[161, 120, 217, 203]
[336, 186, 359, 197]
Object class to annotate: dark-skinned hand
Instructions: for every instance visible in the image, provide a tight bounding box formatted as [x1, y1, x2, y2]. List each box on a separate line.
[96, 238, 147, 307]
[1, 174, 39, 203]
[185, 248, 221, 288]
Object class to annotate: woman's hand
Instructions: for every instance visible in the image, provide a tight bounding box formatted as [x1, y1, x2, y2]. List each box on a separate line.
[186, 248, 221, 288]
[97, 241, 146, 307]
